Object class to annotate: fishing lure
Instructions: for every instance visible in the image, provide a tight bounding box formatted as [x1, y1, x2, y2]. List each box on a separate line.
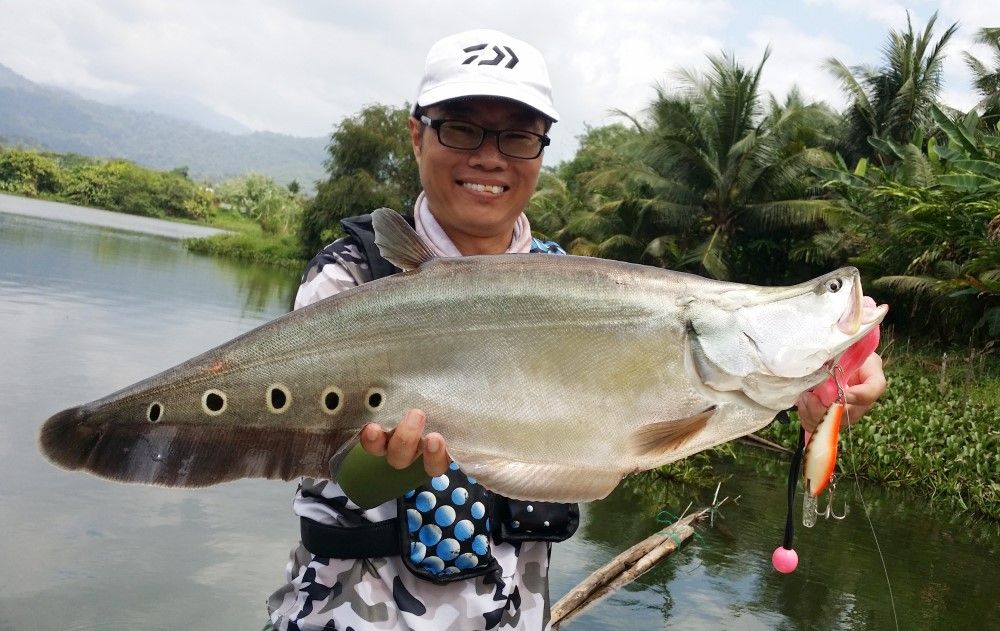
[772, 318, 881, 573]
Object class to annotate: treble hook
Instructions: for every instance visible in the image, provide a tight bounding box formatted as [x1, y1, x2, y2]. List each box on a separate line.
[815, 476, 849, 520]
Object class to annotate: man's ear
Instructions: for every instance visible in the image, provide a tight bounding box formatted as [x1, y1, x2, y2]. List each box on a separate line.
[408, 116, 423, 159]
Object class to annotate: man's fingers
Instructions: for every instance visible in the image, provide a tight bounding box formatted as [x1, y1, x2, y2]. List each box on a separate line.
[360, 423, 388, 456]
[796, 393, 826, 434]
[843, 353, 887, 424]
[386, 409, 426, 469]
[423, 432, 449, 477]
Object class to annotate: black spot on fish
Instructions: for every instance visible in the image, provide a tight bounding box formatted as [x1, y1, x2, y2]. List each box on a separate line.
[147, 402, 162, 422]
[324, 390, 340, 412]
[392, 576, 427, 615]
[269, 385, 288, 411]
[367, 390, 383, 409]
[205, 391, 225, 413]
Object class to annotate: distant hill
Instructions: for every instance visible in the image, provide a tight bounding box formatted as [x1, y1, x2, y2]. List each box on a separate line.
[0, 63, 328, 188]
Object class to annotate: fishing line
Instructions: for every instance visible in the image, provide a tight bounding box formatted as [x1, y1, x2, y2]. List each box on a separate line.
[838, 369, 899, 631]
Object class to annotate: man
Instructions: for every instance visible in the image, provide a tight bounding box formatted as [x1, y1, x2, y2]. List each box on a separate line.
[268, 28, 887, 631]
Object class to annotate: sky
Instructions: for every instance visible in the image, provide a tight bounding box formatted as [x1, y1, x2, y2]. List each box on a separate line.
[2, 0, 998, 165]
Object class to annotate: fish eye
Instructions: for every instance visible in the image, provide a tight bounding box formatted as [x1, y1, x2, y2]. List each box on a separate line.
[202, 389, 227, 415]
[365, 387, 386, 411]
[267, 384, 291, 413]
[321, 386, 343, 415]
[147, 402, 163, 423]
[826, 278, 844, 293]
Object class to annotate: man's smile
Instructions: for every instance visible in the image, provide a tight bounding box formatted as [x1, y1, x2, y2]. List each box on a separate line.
[459, 180, 508, 195]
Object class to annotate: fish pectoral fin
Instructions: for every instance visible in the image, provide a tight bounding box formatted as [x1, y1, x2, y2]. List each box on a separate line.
[449, 448, 624, 503]
[371, 207, 437, 271]
[688, 326, 743, 391]
[629, 406, 716, 459]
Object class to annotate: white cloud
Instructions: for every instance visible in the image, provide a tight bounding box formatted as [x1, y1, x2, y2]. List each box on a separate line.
[0, 0, 996, 166]
[804, 0, 917, 27]
[742, 16, 855, 110]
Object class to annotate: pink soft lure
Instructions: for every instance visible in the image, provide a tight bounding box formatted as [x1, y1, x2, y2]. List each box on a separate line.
[810, 298, 882, 407]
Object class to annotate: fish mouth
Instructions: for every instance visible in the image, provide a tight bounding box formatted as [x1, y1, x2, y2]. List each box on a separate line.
[837, 278, 888, 335]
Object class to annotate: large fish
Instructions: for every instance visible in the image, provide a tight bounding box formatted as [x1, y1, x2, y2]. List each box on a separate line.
[39, 208, 887, 502]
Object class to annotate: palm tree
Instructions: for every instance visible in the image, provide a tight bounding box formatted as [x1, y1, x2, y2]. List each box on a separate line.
[582, 50, 841, 282]
[826, 11, 958, 164]
[963, 27, 1000, 130]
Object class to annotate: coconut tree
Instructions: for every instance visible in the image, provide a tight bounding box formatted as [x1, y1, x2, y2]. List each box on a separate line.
[580, 50, 842, 282]
[826, 11, 958, 164]
[963, 27, 1000, 130]
[816, 104, 1000, 343]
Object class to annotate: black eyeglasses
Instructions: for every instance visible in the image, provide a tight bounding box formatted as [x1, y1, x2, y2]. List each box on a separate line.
[419, 116, 550, 160]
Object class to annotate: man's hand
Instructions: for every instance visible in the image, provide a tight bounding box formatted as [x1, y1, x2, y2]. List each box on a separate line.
[359, 409, 450, 476]
[797, 353, 887, 433]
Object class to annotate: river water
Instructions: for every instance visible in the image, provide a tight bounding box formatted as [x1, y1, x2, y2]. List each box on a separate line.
[0, 208, 996, 630]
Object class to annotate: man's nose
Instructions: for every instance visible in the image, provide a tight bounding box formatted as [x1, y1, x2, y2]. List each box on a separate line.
[469, 132, 508, 168]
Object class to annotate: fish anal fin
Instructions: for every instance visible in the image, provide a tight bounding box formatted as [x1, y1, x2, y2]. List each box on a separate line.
[630, 406, 717, 459]
[449, 448, 624, 503]
[371, 207, 436, 271]
[38, 405, 356, 487]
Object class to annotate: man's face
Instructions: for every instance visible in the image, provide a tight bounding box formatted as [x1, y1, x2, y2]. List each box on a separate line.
[408, 97, 547, 249]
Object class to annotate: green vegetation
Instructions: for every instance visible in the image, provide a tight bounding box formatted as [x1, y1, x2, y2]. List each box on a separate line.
[0, 147, 214, 219]
[299, 104, 421, 253]
[0, 146, 309, 266]
[185, 230, 305, 269]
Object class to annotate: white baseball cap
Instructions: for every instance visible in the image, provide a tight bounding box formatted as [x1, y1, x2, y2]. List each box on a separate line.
[413, 29, 559, 122]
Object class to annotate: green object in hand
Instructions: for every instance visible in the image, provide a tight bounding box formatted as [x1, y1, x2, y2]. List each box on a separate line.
[336, 443, 432, 509]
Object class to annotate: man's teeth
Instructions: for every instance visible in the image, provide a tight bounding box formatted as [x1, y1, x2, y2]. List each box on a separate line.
[462, 182, 505, 195]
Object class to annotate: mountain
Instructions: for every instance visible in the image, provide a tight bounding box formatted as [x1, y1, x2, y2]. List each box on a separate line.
[0, 63, 328, 188]
[0, 63, 36, 90]
[110, 89, 254, 135]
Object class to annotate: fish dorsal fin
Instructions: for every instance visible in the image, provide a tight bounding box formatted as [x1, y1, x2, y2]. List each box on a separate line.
[371, 207, 437, 271]
[630, 406, 717, 458]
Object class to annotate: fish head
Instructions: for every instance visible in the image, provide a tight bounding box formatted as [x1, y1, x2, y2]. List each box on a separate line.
[687, 267, 888, 410]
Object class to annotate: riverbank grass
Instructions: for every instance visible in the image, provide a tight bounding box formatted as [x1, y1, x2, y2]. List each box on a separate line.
[184, 210, 307, 269]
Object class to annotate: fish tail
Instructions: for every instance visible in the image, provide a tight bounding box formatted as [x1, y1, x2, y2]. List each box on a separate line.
[39, 406, 93, 471]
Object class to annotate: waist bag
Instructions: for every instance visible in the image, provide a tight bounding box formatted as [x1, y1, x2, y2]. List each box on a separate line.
[301, 464, 579, 583]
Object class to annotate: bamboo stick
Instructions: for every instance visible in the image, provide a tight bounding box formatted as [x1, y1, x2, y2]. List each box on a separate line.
[550, 507, 710, 628]
[739, 432, 793, 453]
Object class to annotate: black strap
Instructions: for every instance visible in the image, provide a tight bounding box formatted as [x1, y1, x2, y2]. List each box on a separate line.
[300, 516, 400, 559]
[782, 427, 806, 549]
